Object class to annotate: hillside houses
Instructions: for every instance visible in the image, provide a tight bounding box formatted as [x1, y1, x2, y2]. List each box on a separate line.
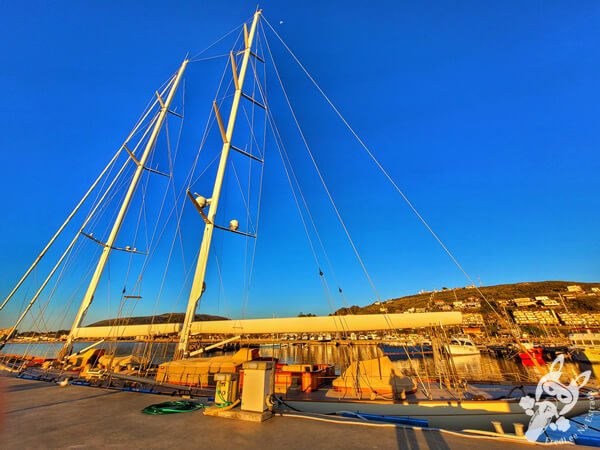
[513, 297, 536, 307]
[541, 299, 560, 307]
[462, 313, 485, 326]
[558, 313, 600, 327]
[512, 310, 559, 325]
[366, 282, 600, 333]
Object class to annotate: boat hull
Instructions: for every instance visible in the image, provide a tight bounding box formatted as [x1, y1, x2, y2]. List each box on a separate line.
[445, 344, 480, 356]
[380, 344, 432, 360]
[517, 348, 545, 366]
[572, 348, 600, 363]
[277, 397, 592, 432]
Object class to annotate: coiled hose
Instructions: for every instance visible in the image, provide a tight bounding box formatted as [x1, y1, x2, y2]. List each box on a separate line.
[142, 400, 204, 415]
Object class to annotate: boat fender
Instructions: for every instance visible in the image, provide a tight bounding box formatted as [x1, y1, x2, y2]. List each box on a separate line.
[491, 421, 505, 435]
[513, 423, 525, 437]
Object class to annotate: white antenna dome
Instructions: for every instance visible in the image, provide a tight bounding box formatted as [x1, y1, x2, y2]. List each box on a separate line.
[195, 195, 208, 208]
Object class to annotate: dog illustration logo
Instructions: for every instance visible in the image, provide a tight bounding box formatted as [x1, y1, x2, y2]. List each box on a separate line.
[519, 355, 591, 442]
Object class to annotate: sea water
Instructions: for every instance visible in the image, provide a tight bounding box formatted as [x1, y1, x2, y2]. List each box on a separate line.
[2, 341, 597, 385]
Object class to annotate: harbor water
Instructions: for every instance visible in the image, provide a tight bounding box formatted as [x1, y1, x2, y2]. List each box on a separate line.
[2, 341, 598, 386]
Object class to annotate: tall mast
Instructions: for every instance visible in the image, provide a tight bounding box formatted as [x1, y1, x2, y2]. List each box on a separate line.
[59, 59, 188, 359]
[0, 90, 165, 314]
[175, 10, 262, 359]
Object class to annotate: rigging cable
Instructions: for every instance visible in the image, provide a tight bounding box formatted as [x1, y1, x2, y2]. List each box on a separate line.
[263, 16, 484, 300]
[261, 23, 381, 308]
[261, 16, 515, 330]
[188, 16, 251, 62]
[143, 37, 245, 339]
[265, 105, 340, 325]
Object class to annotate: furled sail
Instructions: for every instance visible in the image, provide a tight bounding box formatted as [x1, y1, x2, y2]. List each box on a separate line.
[72, 311, 462, 339]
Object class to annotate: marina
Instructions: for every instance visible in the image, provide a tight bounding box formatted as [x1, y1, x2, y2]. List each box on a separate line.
[1, 3, 599, 449]
[3, 340, 600, 385]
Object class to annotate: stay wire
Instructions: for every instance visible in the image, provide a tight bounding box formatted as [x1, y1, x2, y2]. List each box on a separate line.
[261, 23, 381, 303]
[242, 33, 268, 319]
[188, 19, 248, 62]
[265, 105, 338, 317]
[262, 16, 500, 317]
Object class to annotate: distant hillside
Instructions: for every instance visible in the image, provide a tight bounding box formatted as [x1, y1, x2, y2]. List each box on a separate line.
[335, 281, 600, 315]
[88, 313, 229, 327]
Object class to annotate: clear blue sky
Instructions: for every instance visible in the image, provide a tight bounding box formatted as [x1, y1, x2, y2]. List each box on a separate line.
[0, 1, 598, 329]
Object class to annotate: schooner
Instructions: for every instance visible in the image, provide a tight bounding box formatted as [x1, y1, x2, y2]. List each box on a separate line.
[0, 9, 594, 434]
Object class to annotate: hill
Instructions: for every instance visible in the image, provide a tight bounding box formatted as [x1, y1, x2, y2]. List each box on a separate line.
[334, 280, 600, 315]
[87, 312, 229, 327]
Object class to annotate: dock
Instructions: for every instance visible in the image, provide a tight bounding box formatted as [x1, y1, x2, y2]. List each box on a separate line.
[1, 375, 592, 449]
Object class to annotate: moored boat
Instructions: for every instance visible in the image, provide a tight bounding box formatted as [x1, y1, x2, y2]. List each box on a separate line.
[445, 335, 480, 356]
[570, 332, 600, 363]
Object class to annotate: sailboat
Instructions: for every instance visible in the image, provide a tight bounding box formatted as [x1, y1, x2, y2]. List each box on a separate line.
[0, 9, 595, 434]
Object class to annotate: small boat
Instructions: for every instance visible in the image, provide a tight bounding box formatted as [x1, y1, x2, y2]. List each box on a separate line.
[512, 339, 544, 366]
[517, 347, 545, 366]
[380, 341, 432, 360]
[540, 343, 570, 361]
[445, 335, 480, 356]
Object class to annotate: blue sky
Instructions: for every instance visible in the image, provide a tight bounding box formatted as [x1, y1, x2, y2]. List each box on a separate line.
[0, 1, 598, 329]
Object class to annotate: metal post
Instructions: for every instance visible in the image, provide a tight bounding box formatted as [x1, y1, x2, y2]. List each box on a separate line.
[58, 59, 188, 359]
[175, 10, 262, 359]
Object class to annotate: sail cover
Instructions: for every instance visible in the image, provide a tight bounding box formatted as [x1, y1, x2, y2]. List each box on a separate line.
[73, 312, 462, 339]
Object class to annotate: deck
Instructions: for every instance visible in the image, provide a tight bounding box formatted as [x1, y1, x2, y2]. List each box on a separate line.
[1, 375, 593, 449]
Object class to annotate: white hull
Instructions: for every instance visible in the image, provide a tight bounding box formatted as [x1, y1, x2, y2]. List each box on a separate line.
[278, 397, 591, 432]
[445, 344, 481, 356]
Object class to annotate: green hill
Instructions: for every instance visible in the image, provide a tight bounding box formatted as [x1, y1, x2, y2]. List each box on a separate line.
[87, 312, 229, 327]
[335, 280, 600, 315]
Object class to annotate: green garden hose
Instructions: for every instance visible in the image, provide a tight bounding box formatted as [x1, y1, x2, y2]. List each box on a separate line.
[142, 400, 204, 415]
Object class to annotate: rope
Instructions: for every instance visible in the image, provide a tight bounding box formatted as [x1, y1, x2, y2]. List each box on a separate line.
[260, 17, 522, 338]
[261, 23, 381, 304]
[188, 18, 248, 61]
[265, 105, 339, 320]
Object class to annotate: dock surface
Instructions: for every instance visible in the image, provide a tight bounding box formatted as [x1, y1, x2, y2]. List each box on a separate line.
[0, 376, 592, 449]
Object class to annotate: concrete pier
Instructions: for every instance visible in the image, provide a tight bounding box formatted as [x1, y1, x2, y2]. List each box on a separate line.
[0, 376, 591, 449]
